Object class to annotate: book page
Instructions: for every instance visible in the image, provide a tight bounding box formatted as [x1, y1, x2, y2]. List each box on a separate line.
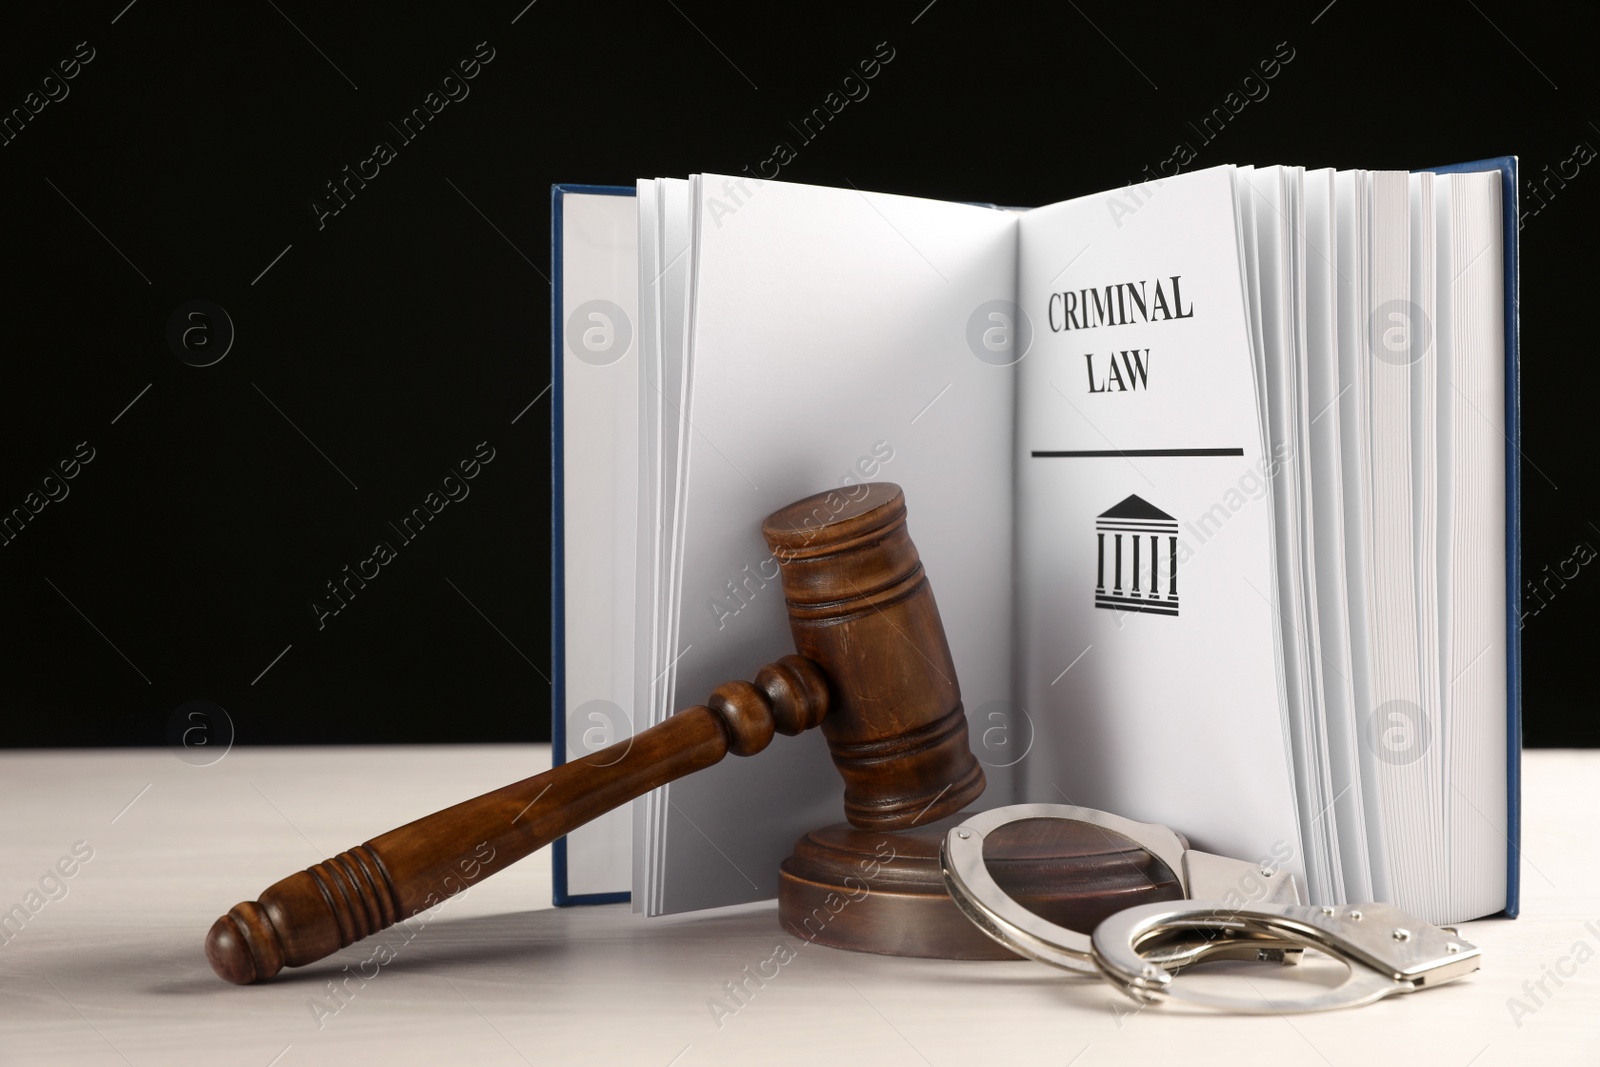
[1246, 166, 1333, 901]
[1362, 172, 1441, 920]
[1334, 169, 1391, 900]
[652, 175, 1021, 914]
[1284, 166, 1346, 903]
[631, 180, 661, 910]
[556, 189, 639, 900]
[1013, 166, 1305, 876]
[634, 178, 695, 907]
[1436, 170, 1507, 921]
[1305, 167, 1374, 902]
[1405, 170, 1447, 918]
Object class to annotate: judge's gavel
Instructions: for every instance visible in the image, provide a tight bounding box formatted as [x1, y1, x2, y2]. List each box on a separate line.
[207, 482, 985, 983]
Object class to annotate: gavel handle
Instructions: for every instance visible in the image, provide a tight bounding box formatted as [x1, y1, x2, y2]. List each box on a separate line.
[206, 655, 828, 984]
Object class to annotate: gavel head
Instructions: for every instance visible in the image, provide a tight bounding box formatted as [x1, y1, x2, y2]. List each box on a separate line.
[761, 482, 985, 831]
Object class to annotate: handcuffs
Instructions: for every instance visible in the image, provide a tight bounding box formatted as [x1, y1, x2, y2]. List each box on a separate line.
[940, 804, 1481, 1014]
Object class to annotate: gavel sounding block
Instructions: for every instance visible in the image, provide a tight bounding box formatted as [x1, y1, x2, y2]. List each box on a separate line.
[779, 813, 1187, 959]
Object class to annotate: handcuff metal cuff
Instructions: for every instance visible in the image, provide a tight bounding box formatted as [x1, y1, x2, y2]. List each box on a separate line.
[940, 804, 1482, 1013]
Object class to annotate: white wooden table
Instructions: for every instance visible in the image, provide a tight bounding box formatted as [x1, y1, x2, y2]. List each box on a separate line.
[1, 745, 1595, 1065]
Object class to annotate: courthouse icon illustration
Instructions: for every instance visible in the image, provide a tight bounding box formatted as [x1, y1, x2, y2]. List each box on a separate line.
[1094, 495, 1180, 617]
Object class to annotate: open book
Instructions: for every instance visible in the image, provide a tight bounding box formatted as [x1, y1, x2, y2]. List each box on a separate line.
[552, 160, 1519, 926]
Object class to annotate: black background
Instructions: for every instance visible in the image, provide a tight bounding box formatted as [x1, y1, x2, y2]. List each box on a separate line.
[1, 1, 1594, 749]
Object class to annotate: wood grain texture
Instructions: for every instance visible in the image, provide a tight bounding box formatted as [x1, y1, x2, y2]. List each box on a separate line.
[207, 482, 985, 983]
[763, 483, 985, 830]
[205, 661, 826, 983]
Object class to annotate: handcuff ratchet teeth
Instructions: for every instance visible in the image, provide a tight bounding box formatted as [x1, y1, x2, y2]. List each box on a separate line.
[940, 803, 1481, 1013]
